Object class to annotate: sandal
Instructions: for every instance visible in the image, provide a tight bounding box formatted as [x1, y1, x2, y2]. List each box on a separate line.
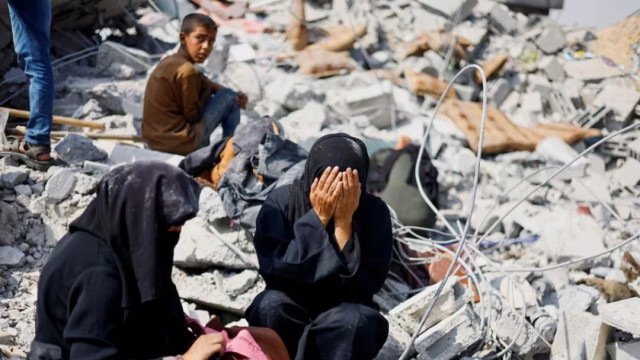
[0, 137, 57, 171]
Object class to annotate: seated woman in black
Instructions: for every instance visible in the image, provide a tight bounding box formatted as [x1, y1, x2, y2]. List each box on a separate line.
[246, 133, 393, 360]
[30, 161, 225, 360]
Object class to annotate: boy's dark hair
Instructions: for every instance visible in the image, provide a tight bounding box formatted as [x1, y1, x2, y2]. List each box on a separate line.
[181, 13, 217, 34]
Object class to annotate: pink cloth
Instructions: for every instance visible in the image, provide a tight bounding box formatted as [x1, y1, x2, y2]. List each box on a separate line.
[185, 318, 269, 360]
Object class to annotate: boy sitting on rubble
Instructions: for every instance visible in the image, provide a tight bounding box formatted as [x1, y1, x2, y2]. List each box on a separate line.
[142, 13, 248, 156]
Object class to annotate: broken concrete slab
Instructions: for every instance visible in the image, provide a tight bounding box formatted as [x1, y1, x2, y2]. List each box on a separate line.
[73, 173, 99, 195]
[568, 173, 613, 204]
[388, 277, 471, 335]
[538, 209, 606, 264]
[174, 216, 255, 270]
[492, 306, 549, 357]
[607, 340, 640, 360]
[345, 80, 395, 129]
[551, 311, 610, 360]
[54, 134, 108, 166]
[0, 170, 28, 189]
[279, 102, 328, 143]
[600, 297, 640, 337]
[563, 58, 624, 82]
[488, 4, 517, 34]
[543, 285, 600, 313]
[487, 78, 512, 107]
[536, 27, 566, 54]
[610, 158, 640, 189]
[414, 305, 481, 360]
[376, 316, 414, 360]
[538, 55, 565, 82]
[419, 0, 478, 22]
[593, 85, 640, 127]
[0, 246, 25, 267]
[44, 169, 76, 204]
[172, 267, 264, 315]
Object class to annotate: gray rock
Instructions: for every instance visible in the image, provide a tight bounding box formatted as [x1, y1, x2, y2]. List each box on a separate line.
[45, 169, 76, 204]
[54, 134, 107, 166]
[1, 170, 28, 189]
[0, 157, 19, 168]
[0, 246, 25, 266]
[13, 184, 32, 197]
[73, 173, 99, 195]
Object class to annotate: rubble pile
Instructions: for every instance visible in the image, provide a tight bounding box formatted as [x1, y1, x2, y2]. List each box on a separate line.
[2, 0, 640, 359]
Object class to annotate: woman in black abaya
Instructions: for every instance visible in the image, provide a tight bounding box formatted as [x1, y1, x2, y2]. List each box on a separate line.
[30, 161, 226, 360]
[246, 133, 393, 360]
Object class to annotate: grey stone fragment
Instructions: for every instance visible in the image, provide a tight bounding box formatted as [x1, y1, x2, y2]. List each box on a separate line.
[538, 56, 565, 82]
[419, 0, 478, 21]
[0, 157, 19, 168]
[487, 78, 512, 107]
[488, 4, 517, 33]
[45, 169, 76, 204]
[73, 173, 99, 195]
[0, 246, 25, 266]
[414, 305, 481, 359]
[536, 27, 566, 54]
[54, 134, 107, 166]
[0, 170, 28, 189]
[13, 185, 32, 197]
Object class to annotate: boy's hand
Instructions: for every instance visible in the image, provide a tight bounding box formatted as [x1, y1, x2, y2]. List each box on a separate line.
[236, 92, 248, 110]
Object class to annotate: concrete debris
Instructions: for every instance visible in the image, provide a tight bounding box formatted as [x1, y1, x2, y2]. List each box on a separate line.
[414, 305, 481, 360]
[563, 57, 624, 81]
[536, 27, 567, 54]
[600, 297, 640, 337]
[551, 311, 610, 360]
[0, 169, 28, 189]
[0, 246, 25, 267]
[420, 0, 479, 21]
[54, 134, 108, 166]
[607, 340, 640, 360]
[44, 169, 76, 204]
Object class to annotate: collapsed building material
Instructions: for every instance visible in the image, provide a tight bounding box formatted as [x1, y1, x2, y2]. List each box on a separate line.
[488, 3, 518, 34]
[388, 277, 471, 335]
[536, 27, 567, 54]
[440, 99, 601, 154]
[306, 24, 367, 52]
[486, 78, 512, 107]
[476, 53, 509, 83]
[404, 30, 471, 60]
[593, 85, 640, 128]
[404, 70, 456, 99]
[296, 50, 357, 77]
[345, 80, 395, 129]
[551, 311, 610, 360]
[600, 297, 640, 337]
[563, 58, 624, 81]
[414, 305, 481, 360]
[538, 55, 565, 82]
[574, 105, 613, 129]
[286, 0, 308, 50]
[607, 340, 640, 360]
[419, 0, 479, 22]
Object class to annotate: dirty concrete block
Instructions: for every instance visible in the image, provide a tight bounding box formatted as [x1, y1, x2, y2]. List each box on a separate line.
[600, 297, 640, 337]
[96, 41, 151, 75]
[376, 316, 414, 360]
[412, 9, 448, 34]
[73, 173, 99, 195]
[454, 84, 476, 102]
[0, 157, 20, 169]
[108, 63, 137, 80]
[487, 78, 511, 107]
[54, 134, 108, 166]
[538, 209, 606, 264]
[568, 173, 612, 204]
[198, 187, 228, 222]
[551, 311, 610, 360]
[174, 217, 254, 269]
[538, 56, 565, 82]
[345, 81, 394, 129]
[611, 158, 640, 189]
[265, 75, 325, 111]
[0, 246, 25, 267]
[498, 276, 538, 309]
[44, 169, 76, 204]
[563, 58, 624, 82]
[0, 170, 28, 189]
[414, 305, 481, 360]
[605, 269, 628, 284]
[607, 340, 640, 360]
[535, 137, 589, 173]
[543, 285, 600, 313]
[13, 185, 32, 197]
[536, 27, 566, 54]
[172, 267, 265, 315]
[224, 270, 259, 297]
[389, 277, 470, 335]
[279, 102, 328, 143]
[499, 91, 520, 113]
[453, 23, 488, 46]
[419, 0, 478, 21]
[488, 4, 517, 33]
[594, 85, 640, 126]
[492, 306, 549, 357]
[521, 92, 543, 113]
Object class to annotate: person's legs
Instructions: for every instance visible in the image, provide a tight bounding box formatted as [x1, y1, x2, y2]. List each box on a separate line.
[200, 88, 241, 147]
[7, 0, 54, 151]
[245, 289, 310, 358]
[302, 303, 389, 360]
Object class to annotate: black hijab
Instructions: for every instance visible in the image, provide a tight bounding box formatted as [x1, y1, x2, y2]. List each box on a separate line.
[287, 133, 369, 222]
[69, 161, 203, 308]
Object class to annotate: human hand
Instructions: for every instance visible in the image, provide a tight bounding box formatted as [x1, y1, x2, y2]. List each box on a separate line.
[310, 166, 343, 227]
[182, 333, 225, 360]
[334, 168, 361, 224]
[236, 92, 248, 110]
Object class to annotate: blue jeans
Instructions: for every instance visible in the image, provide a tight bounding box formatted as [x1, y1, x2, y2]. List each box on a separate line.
[8, 0, 54, 146]
[201, 88, 241, 147]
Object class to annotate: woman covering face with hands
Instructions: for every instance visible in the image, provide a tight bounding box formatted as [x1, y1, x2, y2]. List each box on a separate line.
[246, 133, 393, 360]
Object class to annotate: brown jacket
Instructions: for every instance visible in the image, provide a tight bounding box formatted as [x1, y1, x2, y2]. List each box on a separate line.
[142, 48, 212, 155]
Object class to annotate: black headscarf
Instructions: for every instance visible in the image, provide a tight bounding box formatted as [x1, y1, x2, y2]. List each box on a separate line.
[287, 133, 369, 222]
[69, 161, 202, 308]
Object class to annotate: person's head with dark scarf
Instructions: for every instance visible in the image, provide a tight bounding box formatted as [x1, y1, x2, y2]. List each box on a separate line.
[31, 161, 227, 360]
[246, 133, 393, 360]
